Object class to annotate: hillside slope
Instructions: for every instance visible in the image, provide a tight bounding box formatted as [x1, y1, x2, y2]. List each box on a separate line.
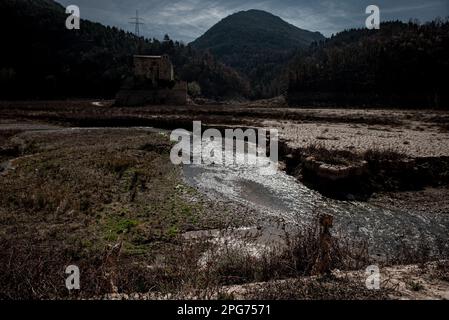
[287, 21, 449, 108]
[191, 9, 325, 98]
[0, 0, 250, 99]
[192, 9, 324, 53]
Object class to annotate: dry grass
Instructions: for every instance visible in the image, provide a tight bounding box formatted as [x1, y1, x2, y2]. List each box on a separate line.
[300, 143, 360, 165]
[363, 148, 407, 162]
[434, 261, 449, 282]
[300, 143, 406, 165]
[0, 120, 446, 300]
[0, 128, 243, 299]
[244, 277, 391, 300]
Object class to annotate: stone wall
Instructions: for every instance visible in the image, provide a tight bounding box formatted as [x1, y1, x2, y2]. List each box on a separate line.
[133, 55, 174, 83]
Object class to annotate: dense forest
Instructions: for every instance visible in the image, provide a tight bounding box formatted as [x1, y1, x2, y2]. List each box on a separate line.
[0, 0, 250, 100]
[1, 0, 448, 108]
[287, 20, 449, 108]
[191, 10, 325, 98]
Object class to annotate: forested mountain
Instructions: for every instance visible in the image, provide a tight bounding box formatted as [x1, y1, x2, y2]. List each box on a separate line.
[191, 9, 325, 98]
[287, 20, 449, 108]
[0, 0, 250, 100]
[2, 0, 447, 107]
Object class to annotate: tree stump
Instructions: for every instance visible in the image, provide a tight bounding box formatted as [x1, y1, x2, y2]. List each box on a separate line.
[312, 214, 334, 275]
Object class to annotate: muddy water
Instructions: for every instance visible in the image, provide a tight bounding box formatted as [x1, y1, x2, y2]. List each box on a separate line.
[182, 133, 449, 259]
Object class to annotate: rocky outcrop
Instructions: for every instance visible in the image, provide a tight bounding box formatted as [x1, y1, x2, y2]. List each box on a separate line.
[303, 156, 368, 181]
[279, 140, 449, 201]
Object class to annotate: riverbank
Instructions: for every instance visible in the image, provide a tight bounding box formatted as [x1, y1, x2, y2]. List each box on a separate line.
[0, 126, 255, 298]
[2, 100, 449, 198]
[0, 101, 448, 299]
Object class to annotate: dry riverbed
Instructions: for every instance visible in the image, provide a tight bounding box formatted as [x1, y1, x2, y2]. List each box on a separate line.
[0, 101, 448, 299]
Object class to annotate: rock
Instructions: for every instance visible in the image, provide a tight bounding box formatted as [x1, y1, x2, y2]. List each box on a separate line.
[303, 156, 368, 181]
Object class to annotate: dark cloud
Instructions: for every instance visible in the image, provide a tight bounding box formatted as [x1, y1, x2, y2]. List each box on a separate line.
[57, 0, 449, 42]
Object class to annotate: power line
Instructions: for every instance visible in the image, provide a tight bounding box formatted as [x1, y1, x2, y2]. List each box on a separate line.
[129, 10, 144, 36]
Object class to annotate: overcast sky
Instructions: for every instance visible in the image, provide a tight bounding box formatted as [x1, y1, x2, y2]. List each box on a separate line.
[57, 0, 449, 42]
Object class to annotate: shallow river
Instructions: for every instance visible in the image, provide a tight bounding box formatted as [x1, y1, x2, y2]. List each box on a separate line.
[2, 125, 447, 259]
[182, 133, 449, 259]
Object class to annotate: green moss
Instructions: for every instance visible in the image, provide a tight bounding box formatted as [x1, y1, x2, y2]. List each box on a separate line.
[166, 225, 179, 238]
[81, 238, 92, 247]
[104, 217, 139, 241]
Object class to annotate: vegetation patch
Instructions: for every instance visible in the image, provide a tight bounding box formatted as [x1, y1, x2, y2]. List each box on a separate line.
[0, 128, 239, 299]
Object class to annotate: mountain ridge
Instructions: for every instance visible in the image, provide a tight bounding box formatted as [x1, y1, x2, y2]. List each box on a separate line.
[191, 9, 324, 51]
[190, 9, 325, 98]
